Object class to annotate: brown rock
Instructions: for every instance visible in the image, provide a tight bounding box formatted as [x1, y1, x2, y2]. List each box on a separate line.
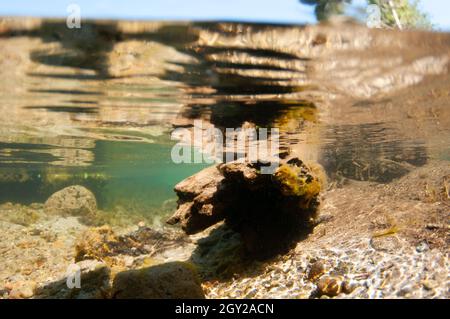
[167, 158, 324, 258]
[370, 235, 402, 253]
[316, 276, 343, 297]
[307, 261, 326, 281]
[44, 185, 97, 223]
[341, 280, 357, 294]
[111, 261, 205, 299]
[167, 165, 226, 234]
[8, 281, 36, 299]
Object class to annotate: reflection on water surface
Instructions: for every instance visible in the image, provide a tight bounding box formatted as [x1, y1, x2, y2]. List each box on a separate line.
[0, 19, 449, 222]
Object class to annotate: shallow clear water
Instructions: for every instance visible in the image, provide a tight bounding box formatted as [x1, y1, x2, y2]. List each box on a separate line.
[0, 20, 449, 222]
[0, 138, 208, 213]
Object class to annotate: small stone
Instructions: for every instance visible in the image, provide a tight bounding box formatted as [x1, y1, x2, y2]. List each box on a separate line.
[138, 221, 146, 228]
[422, 280, 438, 290]
[316, 276, 343, 297]
[307, 261, 326, 281]
[8, 281, 36, 299]
[29, 228, 42, 236]
[21, 268, 33, 276]
[261, 280, 272, 288]
[285, 278, 295, 287]
[4, 283, 14, 291]
[370, 236, 402, 253]
[244, 288, 258, 299]
[35, 256, 47, 267]
[425, 224, 440, 230]
[123, 256, 134, 267]
[416, 241, 429, 253]
[333, 261, 352, 275]
[342, 280, 357, 294]
[281, 262, 291, 273]
[397, 285, 413, 297]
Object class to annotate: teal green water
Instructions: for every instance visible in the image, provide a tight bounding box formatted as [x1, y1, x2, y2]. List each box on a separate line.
[94, 139, 209, 213]
[0, 136, 209, 219]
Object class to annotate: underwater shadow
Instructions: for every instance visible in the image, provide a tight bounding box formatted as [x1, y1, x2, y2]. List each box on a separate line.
[187, 221, 313, 282]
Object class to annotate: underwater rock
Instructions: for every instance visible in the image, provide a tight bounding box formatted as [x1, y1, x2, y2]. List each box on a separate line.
[34, 260, 110, 299]
[307, 260, 326, 281]
[316, 276, 344, 297]
[6, 281, 36, 299]
[75, 225, 191, 263]
[71, 260, 111, 299]
[370, 235, 402, 253]
[190, 223, 245, 278]
[44, 185, 97, 223]
[167, 157, 324, 258]
[167, 165, 226, 234]
[111, 261, 205, 299]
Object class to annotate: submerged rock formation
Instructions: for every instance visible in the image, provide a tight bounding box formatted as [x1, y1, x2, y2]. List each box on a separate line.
[44, 185, 97, 224]
[111, 262, 205, 299]
[167, 157, 325, 258]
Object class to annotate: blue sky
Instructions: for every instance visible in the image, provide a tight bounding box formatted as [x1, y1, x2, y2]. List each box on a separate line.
[0, 0, 449, 29]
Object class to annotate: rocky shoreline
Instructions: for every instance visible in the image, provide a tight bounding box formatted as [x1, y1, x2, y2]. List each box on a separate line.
[0, 160, 448, 299]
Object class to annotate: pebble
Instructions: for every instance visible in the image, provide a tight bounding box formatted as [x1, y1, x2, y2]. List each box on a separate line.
[307, 261, 326, 281]
[425, 224, 440, 230]
[316, 276, 343, 297]
[370, 236, 402, 253]
[244, 288, 258, 299]
[261, 280, 272, 288]
[416, 241, 429, 253]
[341, 280, 357, 294]
[281, 261, 292, 273]
[138, 221, 146, 228]
[421, 280, 438, 290]
[123, 256, 134, 267]
[29, 228, 42, 236]
[397, 285, 413, 297]
[7, 281, 36, 299]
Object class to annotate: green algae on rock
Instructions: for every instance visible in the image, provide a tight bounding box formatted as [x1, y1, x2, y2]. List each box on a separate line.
[274, 159, 323, 201]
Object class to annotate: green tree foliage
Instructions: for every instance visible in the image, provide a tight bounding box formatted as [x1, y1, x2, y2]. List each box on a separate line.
[300, 0, 350, 21]
[367, 0, 431, 29]
[300, 0, 431, 29]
